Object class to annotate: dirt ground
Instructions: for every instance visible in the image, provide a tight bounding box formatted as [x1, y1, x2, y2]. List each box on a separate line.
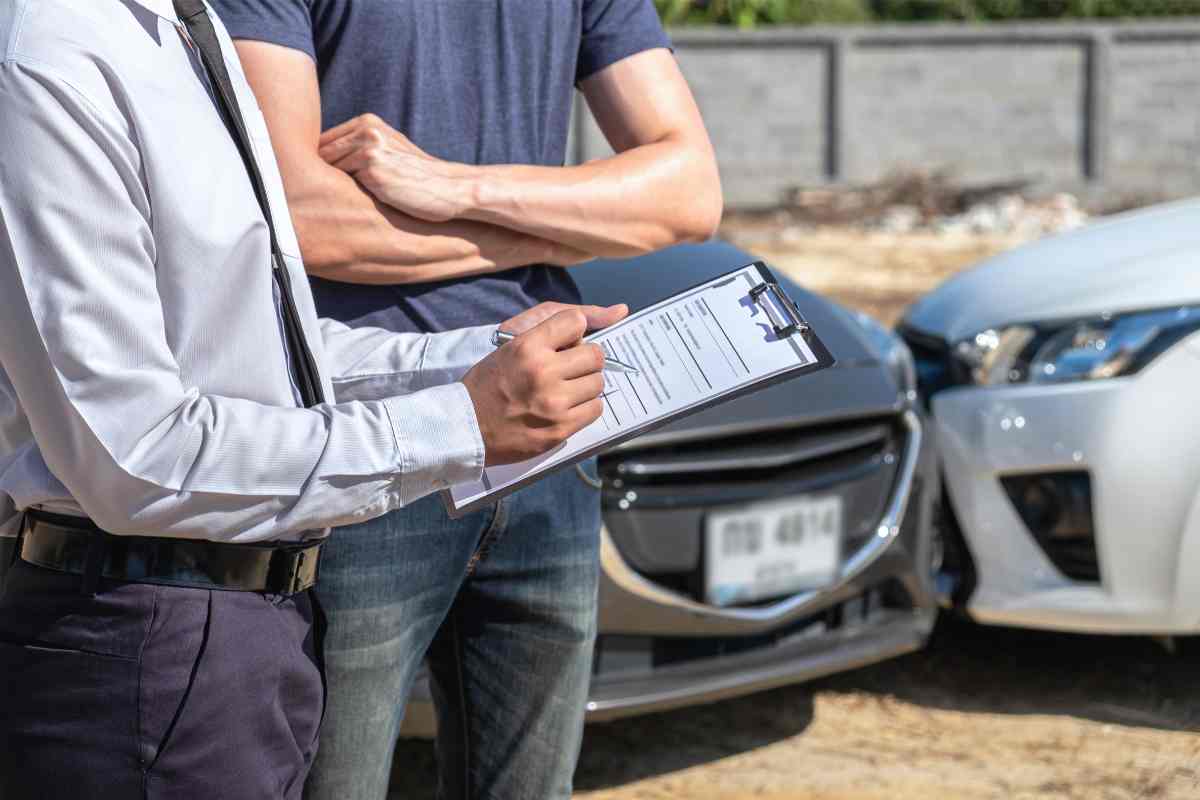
[388, 224, 1200, 800]
[389, 619, 1200, 800]
[568, 619, 1200, 800]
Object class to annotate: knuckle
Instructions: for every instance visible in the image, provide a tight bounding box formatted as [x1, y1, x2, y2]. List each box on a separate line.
[517, 348, 542, 375]
[509, 343, 531, 367]
[544, 394, 568, 419]
[511, 336, 535, 357]
[529, 393, 551, 418]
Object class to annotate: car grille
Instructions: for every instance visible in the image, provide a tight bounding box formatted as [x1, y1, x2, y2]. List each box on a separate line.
[597, 416, 905, 608]
[594, 577, 916, 674]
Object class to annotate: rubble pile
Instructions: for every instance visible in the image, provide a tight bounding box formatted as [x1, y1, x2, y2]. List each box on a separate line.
[782, 170, 1089, 238]
[876, 192, 1087, 236]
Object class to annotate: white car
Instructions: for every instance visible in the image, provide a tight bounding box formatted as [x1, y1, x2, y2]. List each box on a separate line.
[899, 198, 1200, 634]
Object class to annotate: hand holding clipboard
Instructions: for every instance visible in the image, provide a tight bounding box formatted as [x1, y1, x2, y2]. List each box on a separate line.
[443, 262, 836, 517]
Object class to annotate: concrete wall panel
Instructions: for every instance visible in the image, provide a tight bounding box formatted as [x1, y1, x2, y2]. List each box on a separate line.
[570, 21, 1200, 208]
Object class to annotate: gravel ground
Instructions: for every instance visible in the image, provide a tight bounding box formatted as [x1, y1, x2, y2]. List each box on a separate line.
[387, 223, 1200, 800]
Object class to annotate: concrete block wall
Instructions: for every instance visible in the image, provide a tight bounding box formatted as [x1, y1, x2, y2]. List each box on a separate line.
[570, 20, 1200, 208]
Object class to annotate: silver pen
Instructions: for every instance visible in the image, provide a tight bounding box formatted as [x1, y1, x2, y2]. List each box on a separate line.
[491, 329, 640, 375]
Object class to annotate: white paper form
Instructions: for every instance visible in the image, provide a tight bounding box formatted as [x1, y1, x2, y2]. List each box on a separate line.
[445, 264, 825, 515]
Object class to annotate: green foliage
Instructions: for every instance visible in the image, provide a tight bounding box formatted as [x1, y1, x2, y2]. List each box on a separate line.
[656, 0, 870, 26]
[654, 0, 1200, 23]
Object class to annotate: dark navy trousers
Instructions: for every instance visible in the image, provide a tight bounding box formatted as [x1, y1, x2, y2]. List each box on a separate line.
[0, 560, 325, 799]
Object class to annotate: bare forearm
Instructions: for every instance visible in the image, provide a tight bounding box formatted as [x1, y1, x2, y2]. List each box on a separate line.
[457, 137, 721, 258]
[291, 162, 590, 284]
[333, 132, 722, 260]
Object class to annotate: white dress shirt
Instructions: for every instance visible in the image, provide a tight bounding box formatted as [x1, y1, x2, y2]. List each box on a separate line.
[0, 0, 491, 543]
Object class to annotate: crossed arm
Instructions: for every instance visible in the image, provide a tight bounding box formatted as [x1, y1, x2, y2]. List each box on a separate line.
[234, 42, 723, 285]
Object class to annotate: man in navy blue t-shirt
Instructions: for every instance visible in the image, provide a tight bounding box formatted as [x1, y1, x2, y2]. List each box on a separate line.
[210, 2, 721, 797]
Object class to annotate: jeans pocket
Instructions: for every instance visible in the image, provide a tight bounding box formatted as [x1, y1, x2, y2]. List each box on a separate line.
[575, 457, 602, 491]
[465, 498, 511, 576]
[138, 587, 213, 773]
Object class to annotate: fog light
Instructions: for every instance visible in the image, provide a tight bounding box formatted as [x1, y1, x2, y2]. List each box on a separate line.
[1000, 471, 1098, 582]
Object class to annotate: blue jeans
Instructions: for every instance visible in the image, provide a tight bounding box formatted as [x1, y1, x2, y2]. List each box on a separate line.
[304, 461, 602, 800]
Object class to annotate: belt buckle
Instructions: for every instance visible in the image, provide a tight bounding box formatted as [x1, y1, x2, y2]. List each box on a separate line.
[276, 544, 320, 595]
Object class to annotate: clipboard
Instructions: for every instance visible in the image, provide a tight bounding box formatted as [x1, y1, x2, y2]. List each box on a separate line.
[441, 261, 836, 517]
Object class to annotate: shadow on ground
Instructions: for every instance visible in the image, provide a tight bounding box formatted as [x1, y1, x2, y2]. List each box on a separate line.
[820, 615, 1200, 732]
[387, 617, 1200, 797]
[573, 687, 816, 791]
[387, 691, 815, 798]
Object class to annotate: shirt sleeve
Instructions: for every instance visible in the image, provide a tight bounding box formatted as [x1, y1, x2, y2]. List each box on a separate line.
[0, 61, 483, 542]
[318, 319, 496, 404]
[207, 0, 317, 61]
[577, 0, 673, 84]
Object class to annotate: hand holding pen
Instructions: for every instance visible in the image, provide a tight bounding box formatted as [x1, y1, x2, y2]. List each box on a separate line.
[491, 329, 639, 374]
[462, 305, 632, 465]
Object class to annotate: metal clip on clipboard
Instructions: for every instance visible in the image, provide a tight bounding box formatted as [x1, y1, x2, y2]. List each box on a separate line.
[750, 281, 809, 338]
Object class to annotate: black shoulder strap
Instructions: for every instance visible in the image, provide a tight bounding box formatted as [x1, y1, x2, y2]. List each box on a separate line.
[173, 0, 325, 407]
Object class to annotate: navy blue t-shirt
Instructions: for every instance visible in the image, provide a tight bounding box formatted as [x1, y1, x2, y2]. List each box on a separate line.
[211, 0, 671, 333]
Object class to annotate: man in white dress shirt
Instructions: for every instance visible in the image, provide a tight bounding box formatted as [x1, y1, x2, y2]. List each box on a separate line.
[0, 0, 623, 796]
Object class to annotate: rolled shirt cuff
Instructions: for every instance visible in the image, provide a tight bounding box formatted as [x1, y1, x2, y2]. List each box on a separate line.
[418, 324, 498, 389]
[382, 381, 485, 507]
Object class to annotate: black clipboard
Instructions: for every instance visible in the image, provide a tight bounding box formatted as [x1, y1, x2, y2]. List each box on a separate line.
[441, 261, 836, 518]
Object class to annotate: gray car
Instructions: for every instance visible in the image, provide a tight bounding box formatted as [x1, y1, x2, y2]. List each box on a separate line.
[402, 240, 939, 734]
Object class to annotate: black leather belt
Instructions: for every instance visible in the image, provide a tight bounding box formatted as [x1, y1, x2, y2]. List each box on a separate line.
[17, 511, 323, 595]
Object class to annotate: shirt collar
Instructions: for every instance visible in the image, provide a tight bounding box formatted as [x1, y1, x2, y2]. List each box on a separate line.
[127, 0, 182, 23]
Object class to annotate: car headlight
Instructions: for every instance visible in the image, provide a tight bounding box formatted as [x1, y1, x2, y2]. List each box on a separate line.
[852, 311, 918, 402]
[954, 305, 1200, 386]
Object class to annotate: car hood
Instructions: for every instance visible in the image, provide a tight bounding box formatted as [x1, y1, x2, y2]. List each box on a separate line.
[902, 198, 1200, 344]
[573, 241, 900, 438]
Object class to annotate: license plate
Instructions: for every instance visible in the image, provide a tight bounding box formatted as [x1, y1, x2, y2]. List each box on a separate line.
[704, 496, 843, 607]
